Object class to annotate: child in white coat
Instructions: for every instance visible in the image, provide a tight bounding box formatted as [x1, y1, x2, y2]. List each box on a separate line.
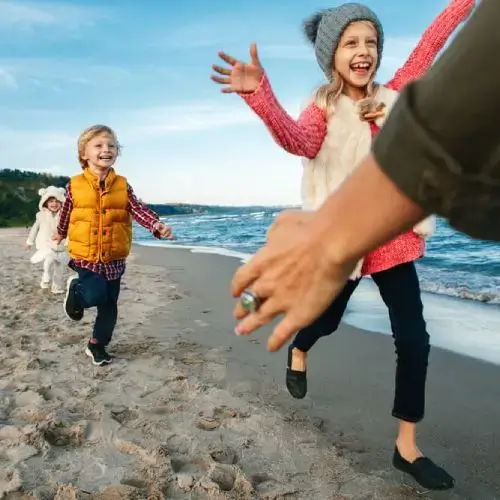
[25, 186, 68, 294]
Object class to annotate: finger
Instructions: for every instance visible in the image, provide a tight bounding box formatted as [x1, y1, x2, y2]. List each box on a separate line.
[218, 51, 238, 66]
[267, 314, 301, 352]
[231, 254, 263, 297]
[233, 299, 249, 321]
[249, 43, 260, 66]
[212, 64, 231, 76]
[265, 224, 276, 241]
[210, 75, 232, 85]
[232, 277, 272, 320]
[221, 87, 237, 94]
[235, 297, 282, 336]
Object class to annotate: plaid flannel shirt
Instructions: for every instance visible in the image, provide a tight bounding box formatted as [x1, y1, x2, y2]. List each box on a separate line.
[57, 180, 161, 280]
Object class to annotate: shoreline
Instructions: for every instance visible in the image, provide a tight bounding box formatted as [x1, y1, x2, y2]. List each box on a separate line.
[134, 240, 500, 367]
[134, 238, 500, 306]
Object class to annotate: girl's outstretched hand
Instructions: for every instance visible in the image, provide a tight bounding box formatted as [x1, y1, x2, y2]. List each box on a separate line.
[211, 43, 264, 94]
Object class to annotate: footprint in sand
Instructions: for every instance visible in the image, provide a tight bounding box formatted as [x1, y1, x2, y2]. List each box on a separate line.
[210, 447, 238, 465]
[204, 463, 238, 491]
[196, 405, 246, 431]
[112, 342, 158, 359]
[22, 419, 87, 450]
[110, 406, 139, 425]
[196, 415, 220, 431]
[19, 335, 31, 349]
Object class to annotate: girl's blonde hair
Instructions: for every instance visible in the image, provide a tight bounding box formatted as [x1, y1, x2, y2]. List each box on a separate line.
[313, 20, 381, 119]
[77, 124, 121, 169]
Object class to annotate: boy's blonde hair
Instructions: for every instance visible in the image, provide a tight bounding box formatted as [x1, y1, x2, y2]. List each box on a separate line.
[313, 20, 380, 119]
[77, 124, 121, 169]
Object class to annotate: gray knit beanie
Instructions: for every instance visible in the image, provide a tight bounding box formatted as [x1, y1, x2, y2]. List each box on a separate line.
[303, 3, 384, 80]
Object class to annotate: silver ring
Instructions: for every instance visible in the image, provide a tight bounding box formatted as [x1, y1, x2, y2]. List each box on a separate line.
[240, 289, 261, 313]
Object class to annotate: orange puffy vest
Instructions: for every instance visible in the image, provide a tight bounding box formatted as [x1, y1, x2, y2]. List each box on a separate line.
[67, 168, 132, 263]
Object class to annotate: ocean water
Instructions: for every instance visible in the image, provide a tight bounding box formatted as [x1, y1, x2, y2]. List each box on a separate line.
[134, 206, 500, 365]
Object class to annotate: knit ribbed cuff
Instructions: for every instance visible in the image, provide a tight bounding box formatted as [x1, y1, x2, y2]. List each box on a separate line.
[238, 73, 271, 115]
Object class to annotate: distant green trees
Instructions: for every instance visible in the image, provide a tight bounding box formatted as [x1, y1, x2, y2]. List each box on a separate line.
[0, 169, 69, 227]
[0, 168, 226, 228]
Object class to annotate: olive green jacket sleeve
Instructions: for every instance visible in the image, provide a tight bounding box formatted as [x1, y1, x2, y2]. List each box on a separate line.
[372, 0, 500, 241]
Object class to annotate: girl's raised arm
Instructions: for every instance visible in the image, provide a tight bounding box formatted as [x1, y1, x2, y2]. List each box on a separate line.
[211, 44, 327, 159]
[386, 0, 475, 92]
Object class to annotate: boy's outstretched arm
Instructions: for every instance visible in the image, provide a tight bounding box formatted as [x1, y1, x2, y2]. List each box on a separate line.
[127, 184, 173, 239]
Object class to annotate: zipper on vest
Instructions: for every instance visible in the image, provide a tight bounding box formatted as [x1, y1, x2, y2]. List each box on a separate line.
[98, 183, 104, 262]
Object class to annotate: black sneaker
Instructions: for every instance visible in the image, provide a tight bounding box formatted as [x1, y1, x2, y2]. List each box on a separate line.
[64, 275, 84, 321]
[85, 342, 112, 366]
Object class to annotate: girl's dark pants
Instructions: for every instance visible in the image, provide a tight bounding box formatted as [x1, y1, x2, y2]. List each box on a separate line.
[292, 261, 430, 423]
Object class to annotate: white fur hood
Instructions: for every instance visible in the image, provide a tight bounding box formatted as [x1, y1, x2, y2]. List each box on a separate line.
[38, 186, 65, 210]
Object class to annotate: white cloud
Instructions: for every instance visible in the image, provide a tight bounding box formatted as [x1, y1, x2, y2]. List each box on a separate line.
[129, 103, 258, 135]
[29, 165, 68, 175]
[0, 127, 74, 151]
[0, 58, 178, 91]
[0, 1, 107, 30]
[0, 59, 130, 88]
[378, 36, 420, 79]
[260, 44, 314, 61]
[0, 67, 17, 88]
[153, 10, 298, 50]
[0, 100, 260, 165]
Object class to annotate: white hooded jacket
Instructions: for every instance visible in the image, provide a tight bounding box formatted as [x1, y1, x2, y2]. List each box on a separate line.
[26, 186, 67, 264]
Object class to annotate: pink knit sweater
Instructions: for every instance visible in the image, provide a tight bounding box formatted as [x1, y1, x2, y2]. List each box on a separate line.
[239, 0, 474, 276]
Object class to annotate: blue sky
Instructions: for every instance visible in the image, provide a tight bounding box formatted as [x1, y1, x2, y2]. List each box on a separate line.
[0, 0, 460, 205]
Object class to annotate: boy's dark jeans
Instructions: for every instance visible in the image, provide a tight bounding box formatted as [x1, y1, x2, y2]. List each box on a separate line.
[293, 261, 430, 423]
[76, 268, 121, 346]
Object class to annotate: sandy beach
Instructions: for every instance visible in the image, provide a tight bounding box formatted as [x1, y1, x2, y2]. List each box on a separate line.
[1, 228, 499, 499]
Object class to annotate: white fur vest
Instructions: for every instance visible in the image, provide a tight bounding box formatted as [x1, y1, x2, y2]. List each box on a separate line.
[300, 85, 435, 277]
[301, 85, 400, 209]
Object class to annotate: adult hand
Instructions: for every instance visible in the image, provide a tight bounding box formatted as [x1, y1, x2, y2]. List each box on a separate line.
[265, 209, 314, 241]
[211, 43, 264, 94]
[157, 222, 174, 240]
[231, 212, 357, 352]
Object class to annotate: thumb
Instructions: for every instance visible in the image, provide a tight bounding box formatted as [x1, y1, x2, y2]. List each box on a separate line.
[249, 43, 260, 66]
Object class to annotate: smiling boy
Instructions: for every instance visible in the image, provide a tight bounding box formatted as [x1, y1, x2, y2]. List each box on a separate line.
[54, 124, 173, 366]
